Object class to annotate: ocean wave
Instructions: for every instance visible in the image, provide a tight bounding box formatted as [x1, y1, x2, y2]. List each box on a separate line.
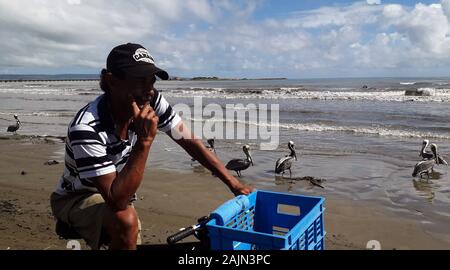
[0, 88, 78, 95]
[161, 87, 450, 103]
[4, 84, 450, 102]
[24, 84, 49, 88]
[0, 87, 101, 96]
[183, 116, 450, 140]
[4, 84, 450, 103]
[0, 111, 74, 117]
[279, 123, 450, 140]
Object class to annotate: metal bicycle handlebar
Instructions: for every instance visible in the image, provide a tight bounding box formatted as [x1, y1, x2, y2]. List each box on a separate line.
[166, 216, 211, 246]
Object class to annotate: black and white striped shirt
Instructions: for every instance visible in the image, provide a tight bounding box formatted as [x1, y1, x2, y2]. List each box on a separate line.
[55, 90, 181, 195]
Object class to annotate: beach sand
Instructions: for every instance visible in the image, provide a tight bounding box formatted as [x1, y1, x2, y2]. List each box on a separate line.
[0, 138, 449, 250]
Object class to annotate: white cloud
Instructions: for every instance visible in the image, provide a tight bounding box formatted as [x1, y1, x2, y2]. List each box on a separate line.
[391, 3, 450, 54]
[1, 0, 450, 77]
[443, 0, 450, 19]
[285, 2, 382, 29]
[67, 0, 81, 5]
[186, 0, 216, 23]
[0, 0, 219, 72]
[383, 4, 404, 18]
[367, 0, 381, 5]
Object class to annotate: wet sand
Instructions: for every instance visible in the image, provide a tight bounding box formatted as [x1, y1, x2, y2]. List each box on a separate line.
[0, 138, 449, 250]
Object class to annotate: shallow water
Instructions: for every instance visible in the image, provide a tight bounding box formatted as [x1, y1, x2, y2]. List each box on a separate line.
[1, 77, 449, 239]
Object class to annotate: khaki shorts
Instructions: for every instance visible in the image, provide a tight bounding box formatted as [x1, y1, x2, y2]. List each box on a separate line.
[50, 192, 141, 250]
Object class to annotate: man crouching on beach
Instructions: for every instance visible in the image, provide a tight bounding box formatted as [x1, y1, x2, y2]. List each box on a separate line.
[50, 43, 253, 250]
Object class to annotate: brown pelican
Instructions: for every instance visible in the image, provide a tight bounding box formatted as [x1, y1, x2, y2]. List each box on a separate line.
[412, 159, 436, 180]
[225, 145, 253, 177]
[275, 141, 297, 178]
[7, 114, 21, 134]
[430, 143, 448, 165]
[413, 147, 440, 179]
[419, 139, 434, 160]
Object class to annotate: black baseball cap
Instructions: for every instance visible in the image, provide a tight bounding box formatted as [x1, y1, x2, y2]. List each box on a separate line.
[106, 43, 169, 80]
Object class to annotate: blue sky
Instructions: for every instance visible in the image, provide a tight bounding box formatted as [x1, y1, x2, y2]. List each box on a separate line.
[1, 0, 450, 78]
[255, 0, 438, 16]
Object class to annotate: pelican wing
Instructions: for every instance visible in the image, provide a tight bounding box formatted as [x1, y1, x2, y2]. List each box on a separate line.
[7, 124, 19, 132]
[226, 159, 250, 171]
[412, 160, 434, 177]
[275, 156, 293, 174]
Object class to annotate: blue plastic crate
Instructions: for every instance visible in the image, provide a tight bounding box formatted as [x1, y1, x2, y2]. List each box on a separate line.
[206, 190, 325, 250]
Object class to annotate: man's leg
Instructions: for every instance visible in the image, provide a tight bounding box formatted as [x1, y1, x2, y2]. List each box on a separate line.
[102, 205, 139, 250]
[51, 192, 141, 250]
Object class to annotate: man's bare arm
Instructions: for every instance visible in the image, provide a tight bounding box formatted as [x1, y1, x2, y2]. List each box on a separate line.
[91, 100, 158, 211]
[167, 120, 254, 195]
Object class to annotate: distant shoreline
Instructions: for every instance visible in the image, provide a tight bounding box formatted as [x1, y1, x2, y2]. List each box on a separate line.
[0, 75, 287, 82]
[2, 74, 450, 82]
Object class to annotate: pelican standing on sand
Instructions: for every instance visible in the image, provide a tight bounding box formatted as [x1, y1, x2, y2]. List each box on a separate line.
[6, 114, 21, 134]
[275, 141, 297, 178]
[225, 145, 253, 177]
[430, 143, 448, 165]
[419, 139, 434, 160]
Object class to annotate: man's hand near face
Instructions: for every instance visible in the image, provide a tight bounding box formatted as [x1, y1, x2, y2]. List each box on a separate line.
[129, 95, 159, 146]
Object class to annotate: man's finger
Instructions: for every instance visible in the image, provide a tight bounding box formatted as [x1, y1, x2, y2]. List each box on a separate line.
[131, 101, 141, 118]
[129, 96, 140, 118]
[140, 103, 151, 117]
[147, 108, 156, 117]
[152, 115, 159, 124]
